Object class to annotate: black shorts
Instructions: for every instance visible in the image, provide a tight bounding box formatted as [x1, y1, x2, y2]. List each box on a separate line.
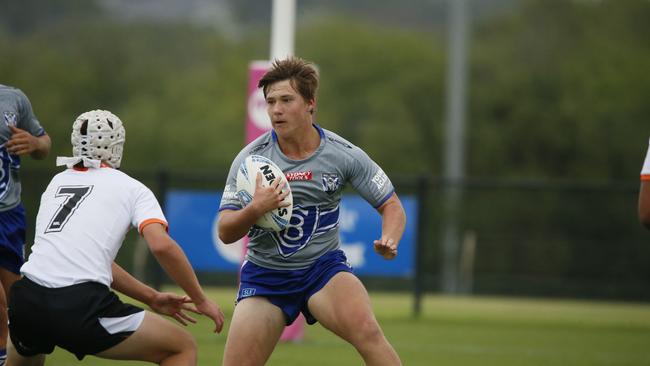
[8, 277, 145, 360]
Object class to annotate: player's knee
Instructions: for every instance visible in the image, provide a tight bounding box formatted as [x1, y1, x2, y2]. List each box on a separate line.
[161, 329, 197, 363]
[176, 329, 197, 352]
[350, 315, 385, 346]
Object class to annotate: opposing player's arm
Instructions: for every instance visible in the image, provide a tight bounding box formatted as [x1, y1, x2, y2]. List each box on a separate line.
[639, 181, 650, 229]
[142, 222, 225, 332]
[111, 262, 199, 326]
[111, 261, 157, 304]
[6, 125, 51, 159]
[218, 173, 289, 244]
[373, 193, 406, 260]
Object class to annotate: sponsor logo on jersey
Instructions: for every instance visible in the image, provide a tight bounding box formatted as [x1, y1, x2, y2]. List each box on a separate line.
[322, 173, 341, 194]
[285, 171, 312, 181]
[371, 169, 388, 190]
[3, 111, 17, 127]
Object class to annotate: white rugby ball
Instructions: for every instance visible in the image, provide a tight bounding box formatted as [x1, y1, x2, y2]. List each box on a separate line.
[236, 155, 293, 232]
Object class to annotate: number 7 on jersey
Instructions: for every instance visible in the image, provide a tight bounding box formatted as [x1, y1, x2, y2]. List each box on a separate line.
[45, 185, 93, 233]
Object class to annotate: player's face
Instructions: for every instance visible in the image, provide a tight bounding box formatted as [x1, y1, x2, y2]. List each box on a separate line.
[265, 79, 314, 138]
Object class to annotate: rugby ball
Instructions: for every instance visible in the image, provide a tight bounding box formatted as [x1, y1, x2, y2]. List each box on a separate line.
[236, 155, 293, 232]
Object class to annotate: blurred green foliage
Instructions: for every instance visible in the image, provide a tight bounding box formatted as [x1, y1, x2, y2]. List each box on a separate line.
[470, 0, 650, 180]
[0, 1, 443, 175]
[2, 0, 650, 299]
[2, 0, 648, 179]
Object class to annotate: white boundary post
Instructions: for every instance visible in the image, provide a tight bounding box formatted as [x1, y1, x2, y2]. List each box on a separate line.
[270, 0, 295, 61]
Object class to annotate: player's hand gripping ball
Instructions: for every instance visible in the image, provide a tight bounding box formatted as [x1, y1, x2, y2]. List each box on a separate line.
[236, 155, 293, 232]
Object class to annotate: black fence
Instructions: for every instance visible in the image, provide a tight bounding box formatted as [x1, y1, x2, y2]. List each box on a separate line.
[20, 167, 647, 308]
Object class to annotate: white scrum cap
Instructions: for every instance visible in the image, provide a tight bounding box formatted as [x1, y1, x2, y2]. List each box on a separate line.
[71, 109, 126, 168]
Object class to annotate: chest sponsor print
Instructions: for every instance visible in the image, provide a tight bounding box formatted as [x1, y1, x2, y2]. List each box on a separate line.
[285, 171, 312, 182]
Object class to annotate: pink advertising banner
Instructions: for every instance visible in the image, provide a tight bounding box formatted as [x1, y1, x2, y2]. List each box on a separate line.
[246, 61, 272, 144]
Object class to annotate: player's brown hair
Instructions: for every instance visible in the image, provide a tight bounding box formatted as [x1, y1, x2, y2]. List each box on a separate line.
[258, 57, 319, 105]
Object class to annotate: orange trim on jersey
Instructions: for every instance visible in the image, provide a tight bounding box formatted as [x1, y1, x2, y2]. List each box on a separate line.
[72, 162, 113, 171]
[139, 219, 169, 235]
[641, 174, 650, 181]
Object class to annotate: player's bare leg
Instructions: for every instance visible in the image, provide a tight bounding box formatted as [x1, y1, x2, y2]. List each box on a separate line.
[5, 337, 45, 366]
[0, 268, 20, 365]
[95, 312, 197, 366]
[5, 269, 42, 366]
[308, 272, 402, 366]
[222, 297, 285, 366]
[0, 274, 7, 363]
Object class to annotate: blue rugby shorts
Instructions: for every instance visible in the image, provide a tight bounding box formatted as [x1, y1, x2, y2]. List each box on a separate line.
[237, 249, 353, 325]
[0, 204, 26, 274]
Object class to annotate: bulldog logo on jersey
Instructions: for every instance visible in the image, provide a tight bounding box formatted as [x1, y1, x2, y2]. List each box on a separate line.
[3, 111, 17, 127]
[322, 173, 341, 194]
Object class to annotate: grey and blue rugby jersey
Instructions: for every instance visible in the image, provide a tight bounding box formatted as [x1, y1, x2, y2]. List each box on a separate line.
[219, 124, 394, 270]
[0, 84, 47, 211]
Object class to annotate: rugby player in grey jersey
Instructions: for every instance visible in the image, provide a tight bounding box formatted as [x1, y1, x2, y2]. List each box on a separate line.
[0, 84, 51, 366]
[218, 57, 406, 366]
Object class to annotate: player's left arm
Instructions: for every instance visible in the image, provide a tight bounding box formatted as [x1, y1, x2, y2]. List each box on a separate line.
[374, 193, 406, 260]
[5, 125, 51, 159]
[110, 261, 200, 326]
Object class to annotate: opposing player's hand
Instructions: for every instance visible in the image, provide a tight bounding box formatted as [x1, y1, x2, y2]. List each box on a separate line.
[195, 298, 226, 333]
[252, 172, 291, 215]
[150, 292, 200, 326]
[6, 125, 40, 155]
[374, 237, 398, 260]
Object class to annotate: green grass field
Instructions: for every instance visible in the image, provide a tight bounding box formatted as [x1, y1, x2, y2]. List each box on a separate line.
[45, 287, 650, 365]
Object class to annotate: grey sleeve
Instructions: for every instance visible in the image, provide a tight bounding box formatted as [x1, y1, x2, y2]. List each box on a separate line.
[17, 90, 45, 136]
[347, 148, 395, 208]
[219, 152, 247, 211]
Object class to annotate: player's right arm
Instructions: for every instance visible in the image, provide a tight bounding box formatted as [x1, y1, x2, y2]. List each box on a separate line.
[218, 173, 289, 244]
[7, 89, 51, 159]
[142, 222, 225, 333]
[5, 125, 51, 159]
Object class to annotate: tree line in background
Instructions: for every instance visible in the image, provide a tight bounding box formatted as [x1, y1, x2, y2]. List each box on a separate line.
[2, 0, 649, 299]
[1, 0, 647, 179]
